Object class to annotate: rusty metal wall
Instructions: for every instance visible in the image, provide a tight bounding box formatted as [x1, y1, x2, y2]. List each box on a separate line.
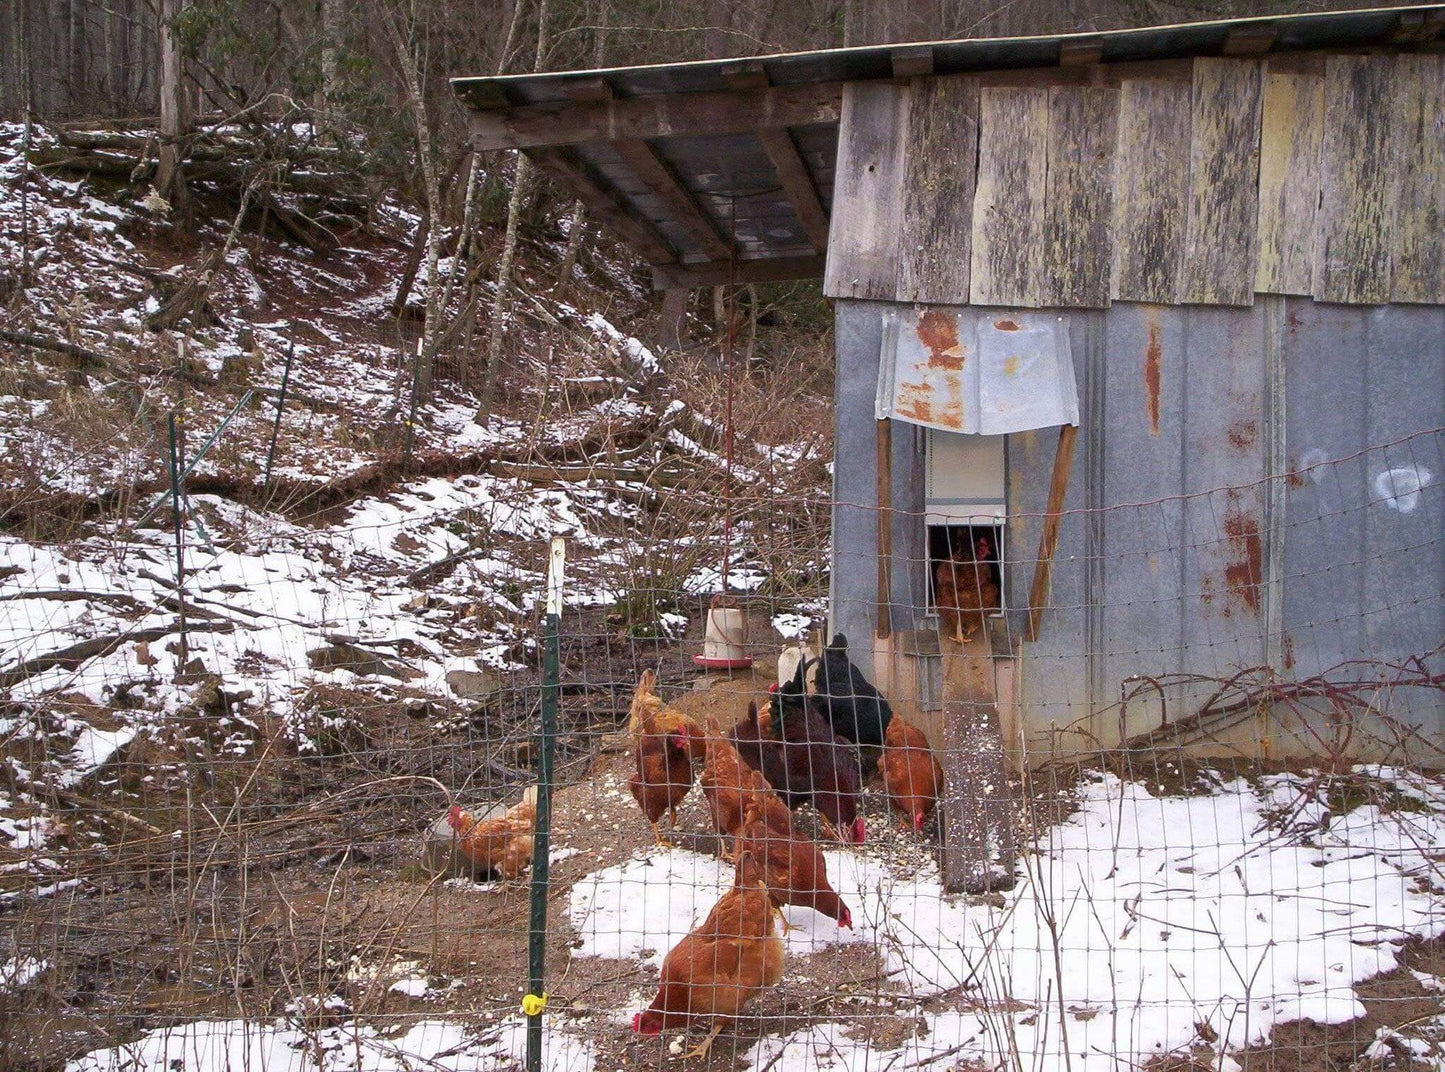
[833, 298, 1444, 761]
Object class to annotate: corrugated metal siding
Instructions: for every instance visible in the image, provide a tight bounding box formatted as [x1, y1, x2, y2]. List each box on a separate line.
[1281, 300, 1445, 738]
[833, 298, 1444, 760]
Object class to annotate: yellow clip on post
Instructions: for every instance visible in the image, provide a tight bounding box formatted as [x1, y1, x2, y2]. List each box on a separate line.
[521, 992, 547, 1017]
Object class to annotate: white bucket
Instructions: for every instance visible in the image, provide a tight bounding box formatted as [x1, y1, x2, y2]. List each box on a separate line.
[701, 606, 749, 664]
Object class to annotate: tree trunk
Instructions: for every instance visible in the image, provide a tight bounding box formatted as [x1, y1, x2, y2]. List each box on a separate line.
[476, 0, 550, 427]
[156, 0, 187, 214]
[385, 3, 444, 399]
[321, 0, 342, 110]
[556, 200, 587, 284]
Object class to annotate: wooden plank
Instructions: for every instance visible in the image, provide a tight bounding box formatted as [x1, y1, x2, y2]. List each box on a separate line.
[1314, 55, 1400, 304]
[1223, 24, 1277, 56]
[939, 657, 1018, 895]
[523, 146, 677, 265]
[1254, 62, 1323, 295]
[969, 86, 1049, 308]
[757, 127, 831, 253]
[719, 61, 769, 91]
[563, 76, 613, 103]
[1043, 86, 1118, 308]
[1059, 39, 1103, 67]
[612, 138, 732, 260]
[895, 74, 977, 305]
[824, 80, 909, 301]
[650, 254, 824, 290]
[468, 80, 844, 151]
[1181, 58, 1263, 306]
[1111, 78, 1191, 303]
[1390, 53, 1445, 304]
[891, 45, 934, 78]
[1025, 423, 1078, 642]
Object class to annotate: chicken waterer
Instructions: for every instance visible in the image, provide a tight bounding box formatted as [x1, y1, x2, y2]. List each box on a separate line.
[693, 595, 753, 670]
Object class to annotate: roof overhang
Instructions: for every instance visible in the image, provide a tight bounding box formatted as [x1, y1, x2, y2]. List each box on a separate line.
[452, 5, 1444, 290]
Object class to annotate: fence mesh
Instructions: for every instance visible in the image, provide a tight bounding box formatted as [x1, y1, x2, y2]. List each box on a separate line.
[1, 412, 1442, 1072]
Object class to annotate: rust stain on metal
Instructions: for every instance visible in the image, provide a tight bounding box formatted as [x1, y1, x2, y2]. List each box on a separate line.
[1228, 418, 1259, 451]
[1222, 493, 1263, 616]
[896, 383, 963, 428]
[916, 310, 966, 370]
[993, 319, 1021, 332]
[1003, 354, 1020, 376]
[1282, 634, 1296, 670]
[1287, 468, 1306, 489]
[1144, 320, 1162, 437]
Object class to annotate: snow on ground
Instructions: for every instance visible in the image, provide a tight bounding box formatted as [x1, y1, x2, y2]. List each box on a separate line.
[573, 771, 1445, 1071]
[67, 1016, 595, 1072]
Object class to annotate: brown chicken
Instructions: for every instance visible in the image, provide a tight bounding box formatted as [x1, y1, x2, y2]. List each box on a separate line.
[627, 670, 706, 844]
[882, 715, 946, 831]
[935, 536, 1000, 643]
[445, 786, 537, 879]
[701, 706, 793, 845]
[735, 796, 853, 929]
[632, 849, 785, 1059]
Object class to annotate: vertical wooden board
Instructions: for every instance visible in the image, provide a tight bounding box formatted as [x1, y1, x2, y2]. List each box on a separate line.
[1110, 78, 1191, 304]
[969, 86, 1049, 308]
[1182, 58, 1263, 306]
[1391, 54, 1445, 305]
[896, 74, 978, 305]
[823, 80, 909, 301]
[1254, 63, 1323, 295]
[1315, 54, 1400, 305]
[1044, 85, 1118, 308]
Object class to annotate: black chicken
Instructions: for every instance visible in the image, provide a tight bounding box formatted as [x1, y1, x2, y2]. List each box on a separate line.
[810, 633, 893, 775]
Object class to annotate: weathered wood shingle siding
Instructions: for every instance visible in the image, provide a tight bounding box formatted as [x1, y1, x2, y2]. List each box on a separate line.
[823, 51, 1442, 309]
[824, 81, 909, 300]
[1110, 78, 1192, 303]
[1254, 62, 1324, 296]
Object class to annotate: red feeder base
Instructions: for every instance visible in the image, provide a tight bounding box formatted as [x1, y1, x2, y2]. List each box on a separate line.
[692, 654, 754, 670]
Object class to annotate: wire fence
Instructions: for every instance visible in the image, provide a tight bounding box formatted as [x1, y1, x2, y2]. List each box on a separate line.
[1, 419, 1442, 1072]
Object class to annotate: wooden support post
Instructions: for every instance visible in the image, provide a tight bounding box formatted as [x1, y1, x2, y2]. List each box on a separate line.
[1026, 423, 1078, 642]
[940, 649, 1018, 894]
[659, 288, 687, 351]
[875, 418, 892, 639]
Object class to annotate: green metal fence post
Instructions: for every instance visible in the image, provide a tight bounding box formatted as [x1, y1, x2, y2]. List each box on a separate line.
[526, 536, 565, 1072]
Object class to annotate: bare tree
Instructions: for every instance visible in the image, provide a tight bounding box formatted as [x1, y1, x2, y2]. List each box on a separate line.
[155, 0, 188, 214]
[476, 0, 550, 426]
[382, 0, 446, 397]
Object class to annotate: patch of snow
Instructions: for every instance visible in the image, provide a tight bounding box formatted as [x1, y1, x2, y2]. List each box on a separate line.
[0, 956, 49, 991]
[67, 1016, 595, 1072]
[574, 772, 1445, 1071]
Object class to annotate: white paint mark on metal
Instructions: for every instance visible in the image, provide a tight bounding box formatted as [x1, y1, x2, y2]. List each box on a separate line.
[1373, 465, 1432, 514]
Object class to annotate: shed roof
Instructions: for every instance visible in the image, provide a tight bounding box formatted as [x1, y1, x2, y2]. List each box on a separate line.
[453, 5, 1444, 290]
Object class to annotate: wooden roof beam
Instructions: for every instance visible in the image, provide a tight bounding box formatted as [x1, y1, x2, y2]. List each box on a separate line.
[651, 254, 825, 291]
[523, 146, 678, 265]
[758, 128, 831, 253]
[470, 81, 845, 151]
[611, 139, 734, 261]
[891, 45, 935, 78]
[1222, 24, 1276, 55]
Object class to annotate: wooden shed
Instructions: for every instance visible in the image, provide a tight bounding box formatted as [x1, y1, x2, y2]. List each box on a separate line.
[455, 5, 1445, 814]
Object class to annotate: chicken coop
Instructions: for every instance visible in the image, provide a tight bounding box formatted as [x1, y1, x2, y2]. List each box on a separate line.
[455, 6, 1445, 777]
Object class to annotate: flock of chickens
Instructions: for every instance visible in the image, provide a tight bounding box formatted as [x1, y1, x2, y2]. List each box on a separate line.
[443, 634, 946, 1059]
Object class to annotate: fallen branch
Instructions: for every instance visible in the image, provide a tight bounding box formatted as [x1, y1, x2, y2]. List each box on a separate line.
[0, 620, 235, 688]
[0, 328, 111, 369]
